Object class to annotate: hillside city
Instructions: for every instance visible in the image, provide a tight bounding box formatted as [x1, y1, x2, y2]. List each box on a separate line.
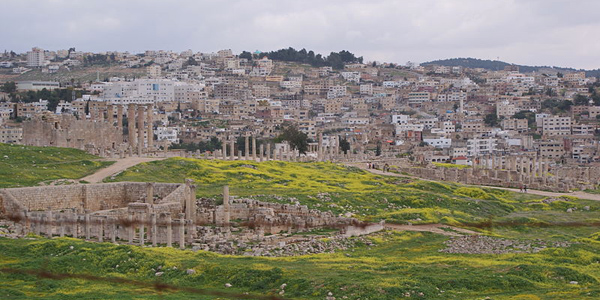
[1, 47, 599, 191]
[2, 46, 600, 299]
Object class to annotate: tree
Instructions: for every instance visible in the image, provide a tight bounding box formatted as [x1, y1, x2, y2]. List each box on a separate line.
[484, 113, 499, 127]
[239, 51, 252, 60]
[573, 94, 589, 106]
[277, 124, 309, 155]
[339, 137, 350, 154]
[0, 81, 16, 93]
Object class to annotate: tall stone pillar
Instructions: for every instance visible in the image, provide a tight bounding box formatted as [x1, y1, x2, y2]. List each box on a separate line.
[151, 213, 157, 247]
[117, 105, 124, 132]
[222, 139, 227, 160]
[128, 212, 134, 244]
[266, 143, 271, 160]
[137, 105, 145, 155]
[252, 137, 257, 160]
[178, 213, 186, 250]
[139, 213, 145, 246]
[85, 210, 91, 240]
[46, 209, 53, 237]
[71, 211, 78, 238]
[107, 105, 114, 125]
[223, 185, 230, 226]
[59, 215, 65, 237]
[127, 104, 137, 150]
[230, 140, 235, 160]
[245, 136, 249, 160]
[259, 144, 264, 162]
[186, 181, 196, 223]
[166, 213, 173, 247]
[146, 182, 154, 204]
[318, 132, 323, 161]
[146, 105, 153, 150]
[110, 218, 117, 243]
[98, 217, 104, 242]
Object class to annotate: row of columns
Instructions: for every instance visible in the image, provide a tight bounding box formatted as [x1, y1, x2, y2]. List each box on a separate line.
[19, 210, 190, 249]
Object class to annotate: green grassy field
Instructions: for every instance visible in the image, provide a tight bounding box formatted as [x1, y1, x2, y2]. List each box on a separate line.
[2, 232, 600, 299]
[0, 143, 113, 188]
[2, 155, 600, 299]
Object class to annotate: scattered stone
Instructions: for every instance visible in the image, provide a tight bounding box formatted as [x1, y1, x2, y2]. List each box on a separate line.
[186, 269, 195, 275]
[225, 283, 232, 288]
[154, 272, 164, 276]
[440, 236, 572, 254]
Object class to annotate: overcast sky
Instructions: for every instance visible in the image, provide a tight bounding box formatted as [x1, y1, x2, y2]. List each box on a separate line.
[2, 0, 599, 69]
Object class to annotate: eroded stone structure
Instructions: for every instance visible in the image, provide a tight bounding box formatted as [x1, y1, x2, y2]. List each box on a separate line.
[0, 182, 382, 255]
[21, 104, 156, 157]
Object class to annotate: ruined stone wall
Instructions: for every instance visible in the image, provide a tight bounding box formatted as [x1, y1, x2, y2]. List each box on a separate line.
[22, 114, 123, 152]
[157, 184, 189, 205]
[1, 182, 182, 214]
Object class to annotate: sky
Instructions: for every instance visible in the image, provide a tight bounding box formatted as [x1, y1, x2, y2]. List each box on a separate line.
[2, 0, 600, 70]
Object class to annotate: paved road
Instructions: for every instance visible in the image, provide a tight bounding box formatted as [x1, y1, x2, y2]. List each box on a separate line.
[348, 163, 600, 201]
[81, 157, 167, 183]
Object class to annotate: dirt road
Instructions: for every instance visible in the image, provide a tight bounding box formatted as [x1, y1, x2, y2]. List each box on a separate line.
[81, 157, 166, 183]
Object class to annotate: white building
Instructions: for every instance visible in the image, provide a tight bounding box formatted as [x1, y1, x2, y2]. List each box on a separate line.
[155, 127, 179, 143]
[467, 138, 497, 156]
[423, 137, 451, 148]
[26, 47, 45, 67]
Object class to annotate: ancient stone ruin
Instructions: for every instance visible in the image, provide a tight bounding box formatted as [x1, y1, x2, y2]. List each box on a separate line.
[0, 181, 383, 255]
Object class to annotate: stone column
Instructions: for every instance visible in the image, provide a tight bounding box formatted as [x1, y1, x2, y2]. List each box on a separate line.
[137, 105, 145, 155]
[252, 137, 257, 160]
[45, 209, 53, 237]
[34, 213, 41, 236]
[139, 213, 145, 246]
[259, 144, 264, 162]
[127, 104, 137, 150]
[186, 182, 196, 223]
[151, 213, 157, 247]
[59, 215, 65, 237]
[222, 139, 227, 160]
[107, 105, 114, 125]
[178, 213, 186, 250]
[318, 132, 323, 161]
[166, 213, 173, 247]
[111, 218, 117, 243]
[146, 105, 153, 150]
[266, 143, 271, 160]
[72, 212, 78, 238]
[84, 210, 91, 240]
[146, 182, 154, 204]
[230, 140, 235, 160]
[98, 217, 104, 243]
[223, 185, 230, 226]
[117, 105, 124, 132]
[128, 212, 134, 244]
[245, 135, 249, 160]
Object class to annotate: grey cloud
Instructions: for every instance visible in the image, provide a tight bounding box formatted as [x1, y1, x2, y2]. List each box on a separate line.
[1, 0, 599, 69]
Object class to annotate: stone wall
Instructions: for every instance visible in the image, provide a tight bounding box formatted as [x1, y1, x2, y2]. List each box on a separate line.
[1, 182, 182, 213]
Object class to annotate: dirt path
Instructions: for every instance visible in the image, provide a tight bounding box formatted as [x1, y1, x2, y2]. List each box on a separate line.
[385, 223, 479, 236]
[81, 157, 167, 183]
[348, 163, 600, 201]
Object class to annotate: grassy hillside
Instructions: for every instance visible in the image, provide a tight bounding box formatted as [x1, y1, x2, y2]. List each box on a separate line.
[104, 158, 600, 229]
[3, 156, 600, 299]
[2, 232, 600, 299]
[0, 143, 113, 188]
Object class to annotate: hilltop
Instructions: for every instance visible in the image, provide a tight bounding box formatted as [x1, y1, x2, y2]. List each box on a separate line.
[422, 57, 600, 77]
